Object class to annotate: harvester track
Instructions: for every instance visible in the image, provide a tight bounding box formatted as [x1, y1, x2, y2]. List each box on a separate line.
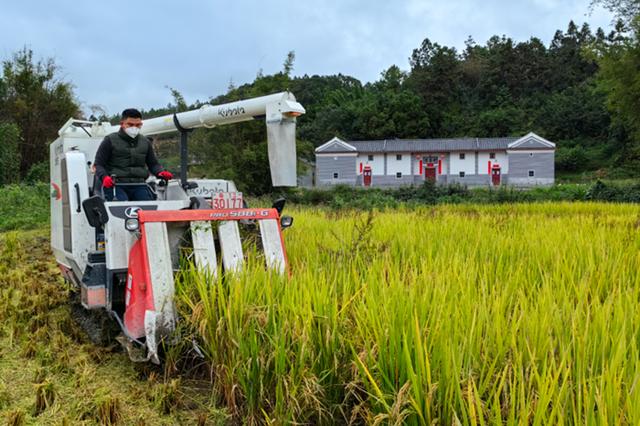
[69, 292, 121, 346]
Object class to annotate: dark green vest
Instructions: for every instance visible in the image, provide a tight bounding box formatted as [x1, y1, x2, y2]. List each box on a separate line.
[106, 131, 150, 182]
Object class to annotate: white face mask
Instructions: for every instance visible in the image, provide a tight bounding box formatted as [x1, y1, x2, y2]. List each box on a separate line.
[124, 126, 140, 138]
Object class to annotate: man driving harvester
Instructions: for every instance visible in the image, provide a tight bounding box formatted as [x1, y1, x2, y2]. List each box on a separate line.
[94, 108, 173, 201]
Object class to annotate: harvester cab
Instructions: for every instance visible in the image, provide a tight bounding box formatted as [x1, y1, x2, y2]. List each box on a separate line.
[50, 92, 304, 363]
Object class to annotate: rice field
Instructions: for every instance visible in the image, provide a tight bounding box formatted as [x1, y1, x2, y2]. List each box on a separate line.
[173, 202, 640, 424]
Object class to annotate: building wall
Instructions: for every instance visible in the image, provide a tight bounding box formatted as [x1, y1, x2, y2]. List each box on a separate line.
[444, 174, 492, 186]
[507, 151, 554, 186]
[387, 153, 412, 177]
[357, 175, 416, 187]
[449, 152, 476, 176]
[356, 153, 385, 175]
[316, 154, 357, 185]
[478, 151, 509, 174]
[412, 155, 421, 176]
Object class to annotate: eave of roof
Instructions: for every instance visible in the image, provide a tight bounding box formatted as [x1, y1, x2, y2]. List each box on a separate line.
[319, 137, 522, 153]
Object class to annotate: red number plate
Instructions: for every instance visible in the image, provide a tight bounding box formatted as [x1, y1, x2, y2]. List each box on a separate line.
[209, 192, 244, 209]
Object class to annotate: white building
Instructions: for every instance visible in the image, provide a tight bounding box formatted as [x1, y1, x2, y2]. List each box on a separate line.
[314, 133, 555, 187]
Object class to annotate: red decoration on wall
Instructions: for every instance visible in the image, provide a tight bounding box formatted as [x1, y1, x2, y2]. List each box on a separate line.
[438, 159, 442, 175]
[419, 160, 423, 175]
[488, 161, 491, 174]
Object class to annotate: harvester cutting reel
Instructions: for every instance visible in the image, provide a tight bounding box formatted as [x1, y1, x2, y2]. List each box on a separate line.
[82, 196, 292, 364]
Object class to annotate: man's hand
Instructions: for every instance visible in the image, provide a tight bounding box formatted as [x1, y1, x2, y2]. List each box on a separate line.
[102, 176, 114, 188]
[157, 171, 173, 180]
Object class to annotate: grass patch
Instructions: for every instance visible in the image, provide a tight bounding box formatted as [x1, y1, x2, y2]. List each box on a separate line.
[0, 183, 50, 231]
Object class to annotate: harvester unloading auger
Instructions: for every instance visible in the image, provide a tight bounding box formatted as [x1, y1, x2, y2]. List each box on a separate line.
[50, 92, 305, 363]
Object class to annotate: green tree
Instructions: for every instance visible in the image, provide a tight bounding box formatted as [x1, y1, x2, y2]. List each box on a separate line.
[590, 1, 640, 167]
[0, 123, 21, 185]
[556, 145, 589, 171]
[407, 38, 462, 136]
[0, 47, 79, 177]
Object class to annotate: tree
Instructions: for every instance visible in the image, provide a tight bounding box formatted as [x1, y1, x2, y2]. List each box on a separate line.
[591, 0, 640, 24]
[283, 51, 295, 77]
[0, 123, 21, 185]
[166, 86, 188, 112]
[407, 38, 462, 136]
[590, 3, 640, 166]
[0, 47, 79, 177]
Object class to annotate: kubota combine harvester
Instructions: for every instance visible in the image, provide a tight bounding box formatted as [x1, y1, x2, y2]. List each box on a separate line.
[50, 92, 305, 363]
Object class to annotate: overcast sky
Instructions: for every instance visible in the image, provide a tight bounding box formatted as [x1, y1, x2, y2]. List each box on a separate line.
[0, 0, 614, 116]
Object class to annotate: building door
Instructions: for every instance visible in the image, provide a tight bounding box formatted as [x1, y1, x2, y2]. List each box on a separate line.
[363, 165, 372, 187]
[491, 166, 501, 186]
[425, 164, 436, 183]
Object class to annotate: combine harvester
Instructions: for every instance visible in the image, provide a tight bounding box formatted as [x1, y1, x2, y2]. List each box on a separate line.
[50, 92, 305, 363]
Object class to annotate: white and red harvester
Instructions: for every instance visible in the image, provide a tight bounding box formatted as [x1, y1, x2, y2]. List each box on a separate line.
[50, 92, 305, 363]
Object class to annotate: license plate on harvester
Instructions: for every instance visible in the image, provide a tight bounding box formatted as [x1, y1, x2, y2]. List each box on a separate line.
[208, 192, 244, 209]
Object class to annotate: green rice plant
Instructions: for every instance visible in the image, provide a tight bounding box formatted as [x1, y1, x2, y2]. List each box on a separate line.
[175, 202, 640, 424]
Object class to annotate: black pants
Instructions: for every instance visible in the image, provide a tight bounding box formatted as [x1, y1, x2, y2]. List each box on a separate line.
[104, 184, 154, 201]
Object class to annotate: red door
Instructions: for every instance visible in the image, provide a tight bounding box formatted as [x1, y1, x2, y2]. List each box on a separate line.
[425, 164, 436, 183]
[363, 165, 372, 187]
[491, 166, 501, 186]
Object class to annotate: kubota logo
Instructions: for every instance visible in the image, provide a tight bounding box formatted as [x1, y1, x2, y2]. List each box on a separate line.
[218, 106, 245, 118]
[125, 207, 141, 218]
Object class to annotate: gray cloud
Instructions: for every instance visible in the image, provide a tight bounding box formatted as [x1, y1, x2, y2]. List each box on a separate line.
[1, 0, 613, 115]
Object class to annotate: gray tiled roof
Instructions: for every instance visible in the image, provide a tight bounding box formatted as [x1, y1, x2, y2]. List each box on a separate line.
[321, 137, 520, 153]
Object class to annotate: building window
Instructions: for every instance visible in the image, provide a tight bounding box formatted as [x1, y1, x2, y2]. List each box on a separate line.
[529, 153, 534, 157]
[425, 155, 438, 163]
[396, 154, 402, 161]
[459, 153, 465, 160]
[368, 154, 374, 161]
[333, 172, 339, 179]
[459, 171, 465, 178]
[528, 170, 535, 177]
[489, 152, 496, 159]
[396, 172, 402, 179]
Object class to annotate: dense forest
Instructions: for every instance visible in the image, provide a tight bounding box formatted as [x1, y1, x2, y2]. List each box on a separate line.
[1, 0, 639, 194]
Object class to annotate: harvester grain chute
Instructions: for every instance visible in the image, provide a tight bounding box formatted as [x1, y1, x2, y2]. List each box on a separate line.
[50, 92, 305, 363]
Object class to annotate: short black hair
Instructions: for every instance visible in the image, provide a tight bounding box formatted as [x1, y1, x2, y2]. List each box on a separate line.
[121, 108, 142, 120]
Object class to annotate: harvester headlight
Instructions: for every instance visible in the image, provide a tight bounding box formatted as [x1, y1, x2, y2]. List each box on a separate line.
[125, 218, 140, 232]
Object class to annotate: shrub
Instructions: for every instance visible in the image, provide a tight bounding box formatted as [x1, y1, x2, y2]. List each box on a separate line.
[24, 162, 49, 183]
[556, 145, 588, 172]
[586, 180, 640, 202]
[0, 183, 50, 231]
